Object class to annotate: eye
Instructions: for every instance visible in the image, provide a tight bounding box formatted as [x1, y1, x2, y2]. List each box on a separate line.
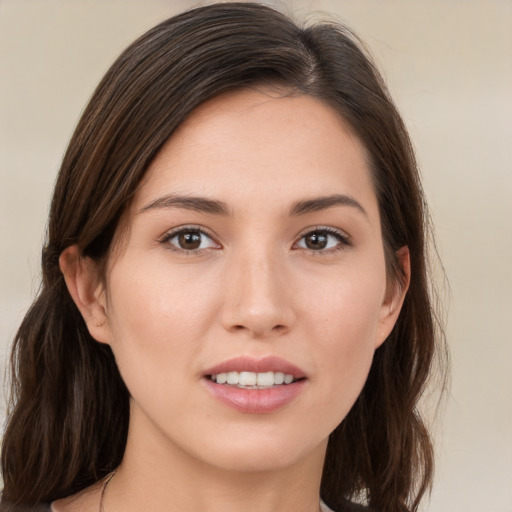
[295, 228, 351, 252]
[162, 227, 220, 252]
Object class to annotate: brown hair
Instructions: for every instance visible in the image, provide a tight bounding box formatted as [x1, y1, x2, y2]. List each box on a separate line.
[1, 3, 446, 511]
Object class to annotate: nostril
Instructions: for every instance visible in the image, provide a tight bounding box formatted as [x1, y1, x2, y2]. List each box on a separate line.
[228, 323, 288, 335]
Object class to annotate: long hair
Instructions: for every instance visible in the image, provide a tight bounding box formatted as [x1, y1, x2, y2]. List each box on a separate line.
[2, 3, 446, 511]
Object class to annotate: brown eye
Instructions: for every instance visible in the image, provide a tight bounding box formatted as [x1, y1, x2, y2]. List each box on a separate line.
[296, 229, 349, 252]
[304, 232, 328, 250]
[178, 231, 201, 250]
[165, 228, 218, 252]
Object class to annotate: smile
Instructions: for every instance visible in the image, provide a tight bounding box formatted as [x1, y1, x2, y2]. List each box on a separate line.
[209, 371, 297, 388]
[203, 356, 307, 413]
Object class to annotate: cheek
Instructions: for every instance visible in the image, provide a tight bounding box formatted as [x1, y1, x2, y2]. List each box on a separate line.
[307, 319, 377, 435]
[108, 254, 218, 336]
[312, 288, 380, 383]
[104, 261, 220, 393]
[300, 266, 385, 426]
[302, 258, 386, 348]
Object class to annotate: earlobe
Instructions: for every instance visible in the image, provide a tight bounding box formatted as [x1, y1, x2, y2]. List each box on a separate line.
[375, 246, 411, 348]
[59, 245, 112, 344]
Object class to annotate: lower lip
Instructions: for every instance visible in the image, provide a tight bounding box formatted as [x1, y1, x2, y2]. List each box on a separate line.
[203, 378, 307, 414]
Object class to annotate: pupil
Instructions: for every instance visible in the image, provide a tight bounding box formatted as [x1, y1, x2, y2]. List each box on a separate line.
[179, 232, 201, 250]
[306, 232, 327, 250]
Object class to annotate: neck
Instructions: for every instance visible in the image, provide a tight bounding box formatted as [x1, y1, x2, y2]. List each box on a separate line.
[106, 408, 328, 512]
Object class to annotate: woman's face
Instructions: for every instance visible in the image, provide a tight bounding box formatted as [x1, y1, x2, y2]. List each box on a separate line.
[93, 89, 406, 474]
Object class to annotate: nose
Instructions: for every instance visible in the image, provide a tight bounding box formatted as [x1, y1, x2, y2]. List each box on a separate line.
[220, 248, 296, 338]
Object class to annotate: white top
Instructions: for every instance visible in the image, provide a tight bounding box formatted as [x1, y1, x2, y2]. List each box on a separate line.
[320, 500, 335, 512]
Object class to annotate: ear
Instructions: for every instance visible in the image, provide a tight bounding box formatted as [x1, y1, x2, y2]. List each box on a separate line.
[59, 245, 112, 345]
[375, 246, 411, 349]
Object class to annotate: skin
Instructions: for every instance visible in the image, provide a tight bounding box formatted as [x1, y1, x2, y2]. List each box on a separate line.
[57, 88, 409, 512]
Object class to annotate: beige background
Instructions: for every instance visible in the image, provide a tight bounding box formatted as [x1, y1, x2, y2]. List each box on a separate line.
[1, 0, 511, 510]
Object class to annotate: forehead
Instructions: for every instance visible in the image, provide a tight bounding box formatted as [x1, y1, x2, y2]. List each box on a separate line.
[133, 88, 378, 218]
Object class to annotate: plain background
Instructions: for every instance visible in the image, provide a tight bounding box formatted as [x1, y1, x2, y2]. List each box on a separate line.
[1, 0, 511, 510]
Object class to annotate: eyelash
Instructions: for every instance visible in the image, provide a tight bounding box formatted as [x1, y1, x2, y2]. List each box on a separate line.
[159, 225, 221, 254]
[293, 227, 352, 255]
[159, 226, 352, 254]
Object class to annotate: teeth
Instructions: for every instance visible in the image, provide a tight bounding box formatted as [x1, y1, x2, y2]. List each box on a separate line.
[239, 372, 257, 386]
[227, 372, 239, 385]
[216, 373, 228, 384]
[211, 371, 297, 388]
[256, 371, 274, 387]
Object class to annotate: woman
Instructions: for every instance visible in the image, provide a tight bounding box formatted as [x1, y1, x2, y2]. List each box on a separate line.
[1, 3, 446, 512]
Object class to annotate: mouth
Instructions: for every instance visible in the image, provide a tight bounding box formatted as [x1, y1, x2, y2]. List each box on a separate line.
[203, 355, 307, 384]
[202, 356, 308, 413]
[208, 370, 304, 389]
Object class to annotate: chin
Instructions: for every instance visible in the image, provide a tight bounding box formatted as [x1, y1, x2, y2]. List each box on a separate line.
[190, 431, 328, 475]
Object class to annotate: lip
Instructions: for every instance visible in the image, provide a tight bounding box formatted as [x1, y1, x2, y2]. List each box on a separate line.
[202, 356, 308, 414]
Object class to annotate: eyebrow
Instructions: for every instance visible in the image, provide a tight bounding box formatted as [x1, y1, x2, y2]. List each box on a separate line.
[139, 194, 230, 216]
[139, 192, 366, 217]
[290, 194, 367, 216]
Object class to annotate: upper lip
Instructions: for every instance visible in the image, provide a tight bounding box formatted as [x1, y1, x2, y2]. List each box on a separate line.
[203, 356, 307, 379]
